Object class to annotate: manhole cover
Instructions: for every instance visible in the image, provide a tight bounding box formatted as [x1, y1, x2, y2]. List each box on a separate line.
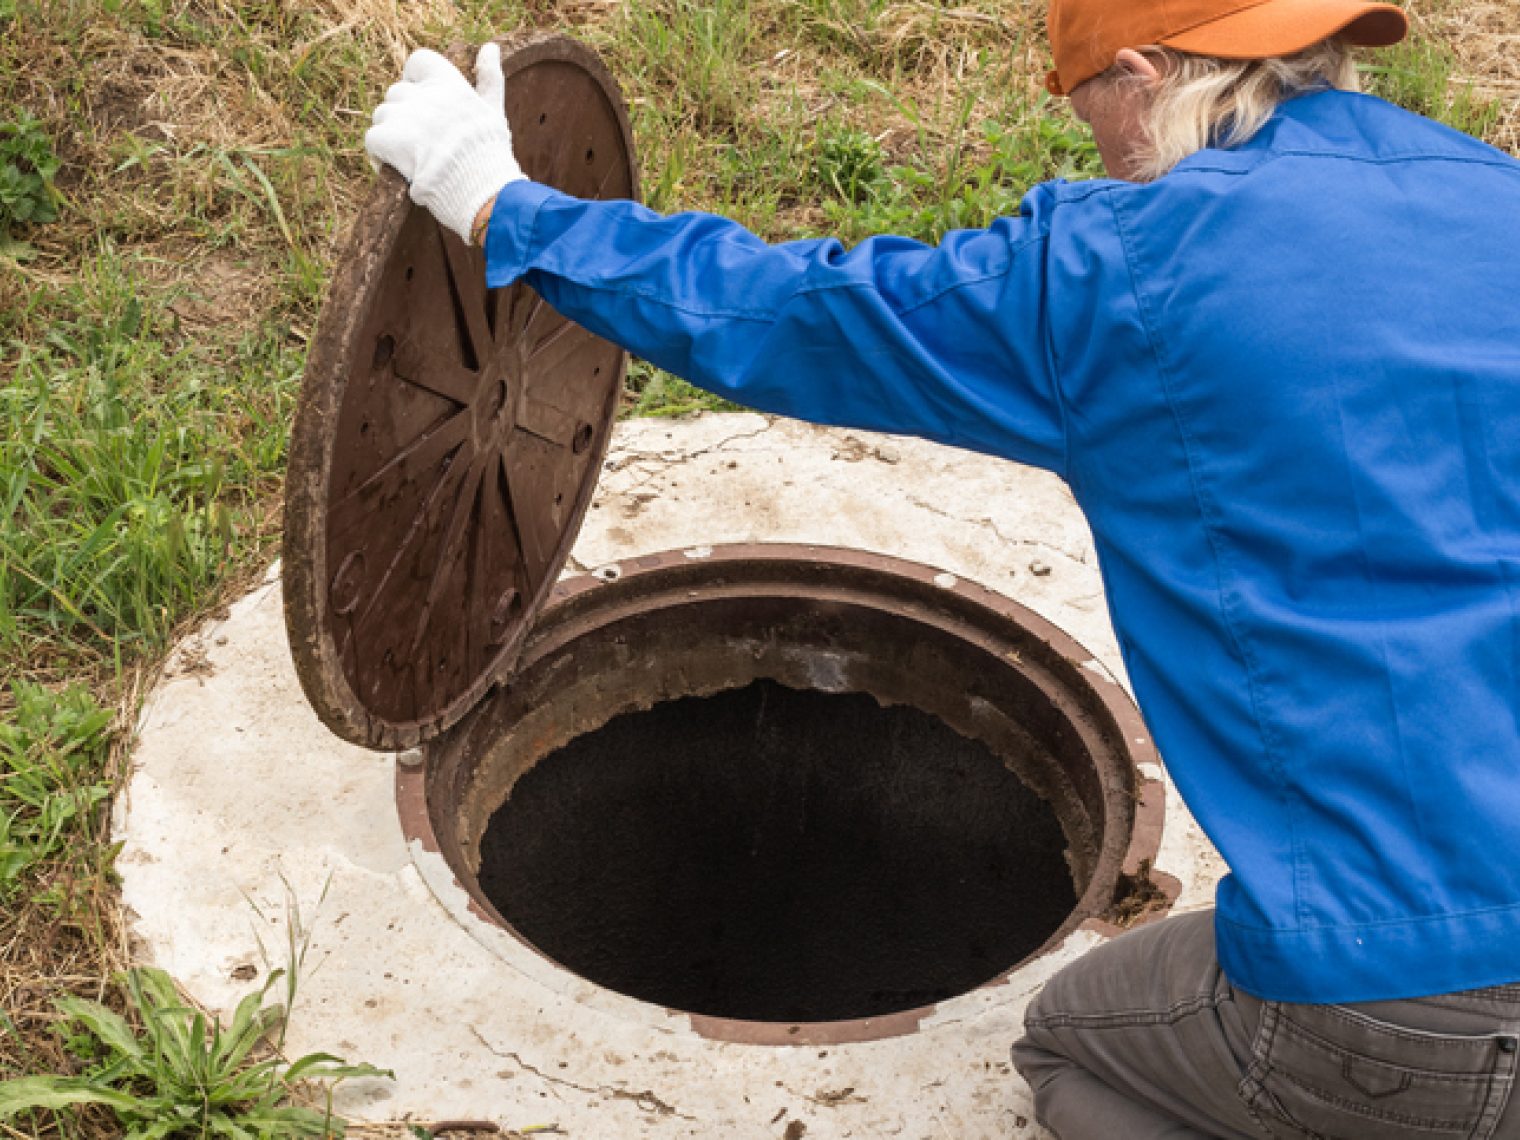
[284, 33, 637, 750]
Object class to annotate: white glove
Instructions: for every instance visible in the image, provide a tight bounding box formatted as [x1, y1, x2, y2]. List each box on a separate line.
[365, 43, 526, 244]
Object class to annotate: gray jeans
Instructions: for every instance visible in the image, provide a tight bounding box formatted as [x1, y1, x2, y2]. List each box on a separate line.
[1011, 910, 1520, 1139]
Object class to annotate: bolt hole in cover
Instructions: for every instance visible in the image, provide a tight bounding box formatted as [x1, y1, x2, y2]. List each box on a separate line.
[283, 34, 638, 750]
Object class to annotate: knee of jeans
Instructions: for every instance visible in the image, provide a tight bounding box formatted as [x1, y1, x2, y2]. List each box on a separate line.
[1024, 981, 1049, 1021]
[1010, 1032, 1071, 1104]
[1022, 965, 1077, 1032]
[1013, 991, 1074, 1072]
[1010, 1033, 1049, 1082]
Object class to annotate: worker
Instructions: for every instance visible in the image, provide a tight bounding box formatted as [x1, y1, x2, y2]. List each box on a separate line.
[365, 0, 1520, 1135]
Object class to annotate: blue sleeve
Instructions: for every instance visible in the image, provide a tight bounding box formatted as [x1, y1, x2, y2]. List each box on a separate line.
[485, 179, 1071, 475]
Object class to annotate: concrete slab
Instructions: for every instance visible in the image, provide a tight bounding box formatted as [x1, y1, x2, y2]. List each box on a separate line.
[115, 413, 1224, 1138]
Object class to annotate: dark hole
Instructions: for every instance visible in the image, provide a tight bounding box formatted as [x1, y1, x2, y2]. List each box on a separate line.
[477, 680, 1076, 1024]
[373, 334, 395, 368]
[491, 589, 522, 627]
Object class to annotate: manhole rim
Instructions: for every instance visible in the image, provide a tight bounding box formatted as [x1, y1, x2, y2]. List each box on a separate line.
[396, 543, 1174, 1046]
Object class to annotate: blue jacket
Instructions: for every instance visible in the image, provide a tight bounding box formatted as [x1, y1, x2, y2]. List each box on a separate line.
[485, 91, 1520, 1004]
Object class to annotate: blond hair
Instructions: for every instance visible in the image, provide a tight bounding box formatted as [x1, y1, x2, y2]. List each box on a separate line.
[1106, 38, 1360, 181]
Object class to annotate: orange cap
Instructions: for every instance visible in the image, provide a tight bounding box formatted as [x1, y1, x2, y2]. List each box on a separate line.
[1045, 0, 1409, 96]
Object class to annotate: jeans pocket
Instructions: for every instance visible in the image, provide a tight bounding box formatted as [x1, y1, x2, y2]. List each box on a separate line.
[1237, 1000, 1515, 1139]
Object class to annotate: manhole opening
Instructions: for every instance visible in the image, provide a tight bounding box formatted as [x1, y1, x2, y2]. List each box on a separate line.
[476, 679, 1077, 1024]
[415, 551, 1166, 1039]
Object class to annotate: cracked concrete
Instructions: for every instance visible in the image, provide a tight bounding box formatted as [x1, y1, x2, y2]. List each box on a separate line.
[115, 412, 1223, 1138]
[468, 1030, 697, 1122]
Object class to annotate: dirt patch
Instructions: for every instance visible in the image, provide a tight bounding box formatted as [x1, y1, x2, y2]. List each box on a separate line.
[1103, 860, 1178, 930]
[160, 254, 278, 331]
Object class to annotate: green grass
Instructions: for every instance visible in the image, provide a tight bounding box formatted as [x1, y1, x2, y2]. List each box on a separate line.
[1, 254, 302, 676]
[1361, 35, 1504, 142]
[614, 0, 765, 137]
[0, 109, 60, 246]
[0, 0, 1514, 1133]
[622, 360, 744, 419]
[812, 94, 1101, 244]
[0, 682, 112, 913]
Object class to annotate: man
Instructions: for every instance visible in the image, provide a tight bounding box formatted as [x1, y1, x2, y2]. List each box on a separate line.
[366, 1, 1520, 1135]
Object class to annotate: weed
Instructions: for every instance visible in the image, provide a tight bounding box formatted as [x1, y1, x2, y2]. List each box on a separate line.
[0, 965, 390, 1137]
[1, 254, 302, 674]
[814, 124, 890, 204]
[816, 94, 1101, 245]
[1362, 36, 1503, 141]
[623, 359, 742, 419]
[0, 682, 112, 907]
[0, 110, 60, 242]
[785, 0, 890, 65]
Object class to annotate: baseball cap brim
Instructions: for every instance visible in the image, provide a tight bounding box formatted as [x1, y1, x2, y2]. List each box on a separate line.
[1160, 0, 1408, 59]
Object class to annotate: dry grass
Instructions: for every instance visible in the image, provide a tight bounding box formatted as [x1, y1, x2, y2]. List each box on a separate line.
[1429, 0, 1520, 152]
[0, 880, 131, 1138]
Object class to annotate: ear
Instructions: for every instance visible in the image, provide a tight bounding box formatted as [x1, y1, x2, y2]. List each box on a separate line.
[1114, 48, 1163, 83]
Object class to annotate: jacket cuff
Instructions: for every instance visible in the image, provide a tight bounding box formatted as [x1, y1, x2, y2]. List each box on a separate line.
[484, 180, 562, 288]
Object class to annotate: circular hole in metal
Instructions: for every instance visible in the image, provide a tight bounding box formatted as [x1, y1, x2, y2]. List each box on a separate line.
[415, 550, 1168, 1040]
[478, 679, 1074, 1023]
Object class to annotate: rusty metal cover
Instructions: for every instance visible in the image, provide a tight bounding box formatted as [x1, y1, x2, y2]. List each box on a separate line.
[283, 34, 638, 750]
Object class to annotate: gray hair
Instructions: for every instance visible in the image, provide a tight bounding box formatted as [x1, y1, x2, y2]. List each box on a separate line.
[1108, 38, 1360, 181]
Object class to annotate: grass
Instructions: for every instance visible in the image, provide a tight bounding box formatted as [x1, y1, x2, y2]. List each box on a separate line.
[811, 93, 1101, 243]
[1363, 29, 1504, 140]
[2, 256, 301, 679]
[0, 0, 1514, 1134]
[0, 965, 389, 1138]
[0, 877, 389, 1139]
[0, 683, 112, 915]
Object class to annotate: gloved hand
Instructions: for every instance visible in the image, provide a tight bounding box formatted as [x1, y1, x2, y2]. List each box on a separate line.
[365, 43, 525, 244]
